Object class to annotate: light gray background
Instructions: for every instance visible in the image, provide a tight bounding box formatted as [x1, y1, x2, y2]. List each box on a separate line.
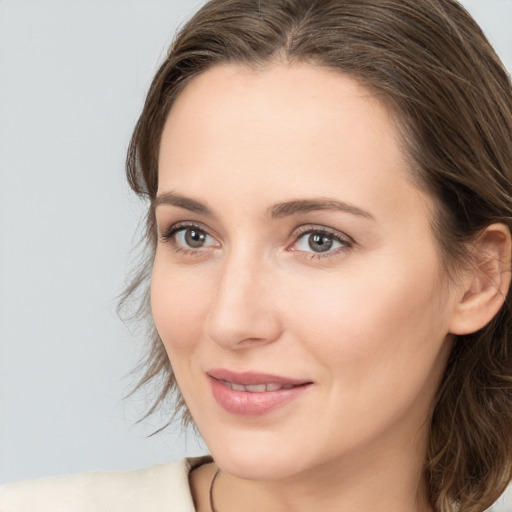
[1, 0, 511, 509]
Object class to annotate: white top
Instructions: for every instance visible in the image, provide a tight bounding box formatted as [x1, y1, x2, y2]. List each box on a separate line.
[0, 456, 212, 512]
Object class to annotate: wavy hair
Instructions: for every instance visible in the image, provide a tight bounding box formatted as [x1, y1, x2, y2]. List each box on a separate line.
[121, 1, 512, 510]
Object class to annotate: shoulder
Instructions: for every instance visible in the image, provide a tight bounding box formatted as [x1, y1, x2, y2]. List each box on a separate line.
[0, 456, 211, 512]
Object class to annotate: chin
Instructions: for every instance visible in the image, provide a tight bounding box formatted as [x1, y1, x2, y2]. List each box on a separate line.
[213, 454, 301, 482]
[204, 433, 311, 481]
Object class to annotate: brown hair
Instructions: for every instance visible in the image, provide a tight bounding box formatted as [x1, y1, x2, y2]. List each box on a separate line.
[122, 1, 512, 510]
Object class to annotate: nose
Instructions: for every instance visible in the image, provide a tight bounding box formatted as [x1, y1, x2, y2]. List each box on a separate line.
[204, 249, 282, 350]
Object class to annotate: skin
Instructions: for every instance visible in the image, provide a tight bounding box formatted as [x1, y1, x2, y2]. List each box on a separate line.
[151, 63, 477, 512]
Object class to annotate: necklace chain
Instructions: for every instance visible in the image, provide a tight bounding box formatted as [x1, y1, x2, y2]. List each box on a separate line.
[209, 467, 221, 512]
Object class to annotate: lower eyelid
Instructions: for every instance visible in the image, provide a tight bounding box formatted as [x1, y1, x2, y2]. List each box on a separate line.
[298, 242, 352, 262]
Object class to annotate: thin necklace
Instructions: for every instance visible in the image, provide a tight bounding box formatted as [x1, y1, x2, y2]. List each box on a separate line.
[209, 467, 221, 512]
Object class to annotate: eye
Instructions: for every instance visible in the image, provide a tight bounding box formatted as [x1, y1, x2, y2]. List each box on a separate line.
[175, 227, 215, 249]
[297, 232, 339, 253]
[160, 223, 219, 252]
[290, 227, 353, 256]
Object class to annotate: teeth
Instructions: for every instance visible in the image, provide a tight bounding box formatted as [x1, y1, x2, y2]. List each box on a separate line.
[245, 384, 267, 392]
[220, 380, 296, 392]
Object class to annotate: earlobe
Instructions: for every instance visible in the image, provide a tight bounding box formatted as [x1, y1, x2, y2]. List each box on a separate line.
[449, 223, 512, 336]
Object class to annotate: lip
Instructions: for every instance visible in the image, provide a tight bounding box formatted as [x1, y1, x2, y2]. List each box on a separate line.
[207, 369, 313, 416]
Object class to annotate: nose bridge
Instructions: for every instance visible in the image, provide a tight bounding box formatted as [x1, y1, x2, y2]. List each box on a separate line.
[204, 243, 280, 348]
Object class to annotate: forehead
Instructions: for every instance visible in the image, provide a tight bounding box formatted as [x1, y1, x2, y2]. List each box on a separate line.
[161, 63, 399, 157]
[157, 62, 431, 224]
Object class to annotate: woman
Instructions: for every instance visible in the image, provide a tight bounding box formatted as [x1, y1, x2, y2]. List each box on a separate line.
[1, 0, 511, 511]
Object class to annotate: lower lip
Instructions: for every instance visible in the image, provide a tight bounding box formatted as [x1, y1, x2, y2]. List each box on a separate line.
[208, 376, 311, 416]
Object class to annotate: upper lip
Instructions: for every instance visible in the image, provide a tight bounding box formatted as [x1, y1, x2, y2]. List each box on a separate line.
[207, 368, 311, 386]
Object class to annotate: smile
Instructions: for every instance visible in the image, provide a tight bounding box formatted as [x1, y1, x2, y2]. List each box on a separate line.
[207, 369, 313, 416]
[218, 380, 300, 392]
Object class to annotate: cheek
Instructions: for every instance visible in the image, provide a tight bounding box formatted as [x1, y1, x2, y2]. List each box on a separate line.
[150, 258, 212, 354]
[284, 256, 449, 379]
[281, 259, 451, 443]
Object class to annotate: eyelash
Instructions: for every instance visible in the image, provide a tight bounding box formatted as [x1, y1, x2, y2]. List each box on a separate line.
[288, 226, 354, 260]
[159, 221, 217, 257]
[158, 222, 354, 260]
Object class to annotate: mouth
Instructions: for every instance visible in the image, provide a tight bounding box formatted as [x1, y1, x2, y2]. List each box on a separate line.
[207, 369, 313, 416]
[216, 380, 305, 392]
[207, 368, 312, 388]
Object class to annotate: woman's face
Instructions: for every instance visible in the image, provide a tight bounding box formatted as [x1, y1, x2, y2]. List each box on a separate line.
[152, 63, 460, 481]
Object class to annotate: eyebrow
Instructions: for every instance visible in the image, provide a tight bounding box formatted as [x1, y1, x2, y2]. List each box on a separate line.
[152, 192, 213, 216]
[268, 199, 375, 220]
[152, 192, 374, 220]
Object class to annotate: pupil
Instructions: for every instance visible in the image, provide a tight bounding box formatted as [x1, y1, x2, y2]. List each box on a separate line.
[309, 233, 333, 252]
[185, 229, 206, 248]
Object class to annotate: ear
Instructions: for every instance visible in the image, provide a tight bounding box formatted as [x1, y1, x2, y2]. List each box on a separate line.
[449, 223, 511, 336]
